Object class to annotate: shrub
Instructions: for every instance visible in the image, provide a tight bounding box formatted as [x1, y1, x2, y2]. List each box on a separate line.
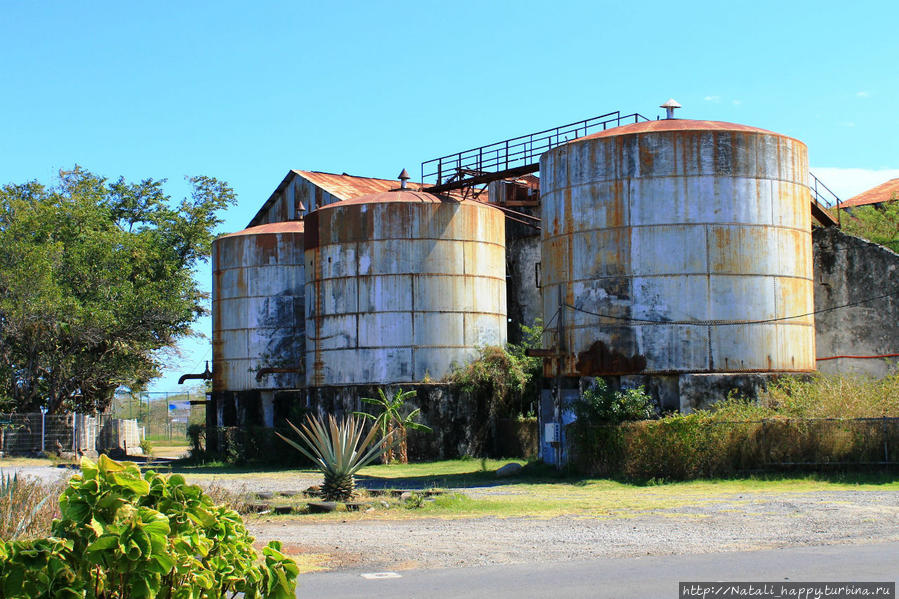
[571, 373, 899, 480]
[574, 378, 654, 424]
[186, 423, 206, 461]
[139, 438, 153, 457]
[0, 455, 298, 598]
[448, 345, 533, 453]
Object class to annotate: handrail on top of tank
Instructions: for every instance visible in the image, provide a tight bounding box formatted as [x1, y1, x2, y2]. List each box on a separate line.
[421, 111, 651, 188]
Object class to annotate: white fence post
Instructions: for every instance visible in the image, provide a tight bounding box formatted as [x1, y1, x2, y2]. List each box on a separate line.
[40, 406, 47, 452]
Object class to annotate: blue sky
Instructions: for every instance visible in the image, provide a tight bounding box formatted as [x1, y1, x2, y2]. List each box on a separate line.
[2, 0, 897, 392]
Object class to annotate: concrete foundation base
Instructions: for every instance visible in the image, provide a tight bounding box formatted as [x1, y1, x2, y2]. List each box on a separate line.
[305, 384, 508, 460]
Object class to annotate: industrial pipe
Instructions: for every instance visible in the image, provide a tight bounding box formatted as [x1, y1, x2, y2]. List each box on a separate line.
[816, 354, 899, 361]
[178, 361, 212, 385]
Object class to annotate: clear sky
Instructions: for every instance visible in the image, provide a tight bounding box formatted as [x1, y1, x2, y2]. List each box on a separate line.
[2, 0, 897, 392]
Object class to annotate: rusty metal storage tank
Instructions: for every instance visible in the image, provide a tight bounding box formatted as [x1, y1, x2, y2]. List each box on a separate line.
[212, 222, 306, 395]
[540, 119, 815, 376]
[304, 190, 506, 387]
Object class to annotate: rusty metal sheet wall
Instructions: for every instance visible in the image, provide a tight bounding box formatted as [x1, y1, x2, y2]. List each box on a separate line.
[304, 194, 507, 387]
[212, 224, 306, 392]
[252, 178, 344, 226]
[540, 125, 815, 377]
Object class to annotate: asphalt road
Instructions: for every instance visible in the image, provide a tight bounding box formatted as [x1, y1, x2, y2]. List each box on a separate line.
[297, 542, 899, 599]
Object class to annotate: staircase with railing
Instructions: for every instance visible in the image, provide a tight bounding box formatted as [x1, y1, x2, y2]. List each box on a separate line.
[421, 111, 649, 194]
[808, 171, 841, 227]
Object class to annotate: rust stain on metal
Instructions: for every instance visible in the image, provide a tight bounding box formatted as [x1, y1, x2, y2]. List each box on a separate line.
[540, 118, 816, 377]
[304, 189, 506, 387]
[575, 341, 647, 375]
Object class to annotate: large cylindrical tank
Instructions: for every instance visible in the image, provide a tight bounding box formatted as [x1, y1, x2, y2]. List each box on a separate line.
[540, 119, 815, 376]
[304, 190, 506, 387]
[212, 222, 305, 392]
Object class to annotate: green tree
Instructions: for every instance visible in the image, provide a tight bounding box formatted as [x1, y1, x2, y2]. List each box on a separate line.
[840, 199, 899, 253]
[356, 388, 431, 464]
[0, 167, 235, 413]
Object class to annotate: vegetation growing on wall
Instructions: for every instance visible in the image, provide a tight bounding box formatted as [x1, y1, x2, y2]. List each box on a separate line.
[571, 372, 899, 480]
[448, 320, 543, 420]
[839, 200, 899, 253]
[0, 168, 236, 414]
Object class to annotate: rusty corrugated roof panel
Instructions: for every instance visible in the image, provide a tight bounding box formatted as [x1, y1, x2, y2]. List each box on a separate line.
[251, 170, 482, 228]
[296, 170, 421, 199]
[838, 178, 899, 209]
[577, 119, 801, 144]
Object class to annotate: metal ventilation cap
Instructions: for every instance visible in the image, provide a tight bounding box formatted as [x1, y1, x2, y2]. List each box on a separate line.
[660, 98, 682, 119]
[398, 168, 410, 189]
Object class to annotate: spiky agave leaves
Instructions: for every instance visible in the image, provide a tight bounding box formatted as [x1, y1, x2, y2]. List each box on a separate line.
[276, 414, 391, 502]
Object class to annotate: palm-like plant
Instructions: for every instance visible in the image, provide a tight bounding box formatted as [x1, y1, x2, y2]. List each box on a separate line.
[356, 388, 431, 464]
[276, 414, 389, 501]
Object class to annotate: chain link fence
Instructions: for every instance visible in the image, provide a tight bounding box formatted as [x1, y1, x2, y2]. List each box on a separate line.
[109, 391, 206, 441]
[572, 417, 899, 479]
[0, 413, 144, 456]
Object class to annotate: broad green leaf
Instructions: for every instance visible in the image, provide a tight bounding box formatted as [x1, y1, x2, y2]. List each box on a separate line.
[111, 472, 150, 495]
[85, 535, 118, 552]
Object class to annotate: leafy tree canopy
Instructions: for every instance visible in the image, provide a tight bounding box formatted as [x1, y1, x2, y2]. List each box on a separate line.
[0, 167, 235, 414]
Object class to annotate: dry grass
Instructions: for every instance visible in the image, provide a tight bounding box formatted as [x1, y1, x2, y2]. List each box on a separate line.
[0, 473, 63, 540]
[203, 483, 252, 514]
[761, 373, 899, 418]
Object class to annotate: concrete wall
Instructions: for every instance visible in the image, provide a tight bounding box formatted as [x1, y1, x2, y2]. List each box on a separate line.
[813, 227, 899, 378]
[505, 214, 542, 345]
[305, 384, 513, 459]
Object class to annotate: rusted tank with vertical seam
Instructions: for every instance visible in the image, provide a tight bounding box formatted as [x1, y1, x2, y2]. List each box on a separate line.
[540, 119, 815, 377]
[212, 222, 305, 392]
[304, 190, 506, 387]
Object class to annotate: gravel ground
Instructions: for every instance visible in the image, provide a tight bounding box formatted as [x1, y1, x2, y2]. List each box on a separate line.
[6, 463, 897, 572]
[248, 488, 899, 572]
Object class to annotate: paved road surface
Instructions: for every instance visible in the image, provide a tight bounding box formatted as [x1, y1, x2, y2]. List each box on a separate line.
[298, 542, 899, 599]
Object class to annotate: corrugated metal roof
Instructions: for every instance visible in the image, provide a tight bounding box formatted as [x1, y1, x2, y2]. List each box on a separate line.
[250, 170, 484, 228]
[295, 170, 425, 199]
[838, 178, 899, 209]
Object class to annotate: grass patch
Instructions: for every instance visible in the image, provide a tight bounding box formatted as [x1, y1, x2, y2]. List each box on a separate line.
[143, 436, 190, 447]
[237, 460, 899, 522]
[0, 457, 54, 468]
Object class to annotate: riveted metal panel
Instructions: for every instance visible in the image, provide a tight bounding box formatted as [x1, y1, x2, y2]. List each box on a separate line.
[305, 192, 506, 386]
[540, 120, 815, 377]
[212, 223, 305, 392]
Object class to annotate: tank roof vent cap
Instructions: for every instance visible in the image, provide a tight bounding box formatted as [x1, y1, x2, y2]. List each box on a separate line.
[398, 168, 410, 189]
[660, 98, 682, 119]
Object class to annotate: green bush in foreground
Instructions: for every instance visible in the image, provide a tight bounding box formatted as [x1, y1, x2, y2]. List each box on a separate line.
[0, 455, 297, 599]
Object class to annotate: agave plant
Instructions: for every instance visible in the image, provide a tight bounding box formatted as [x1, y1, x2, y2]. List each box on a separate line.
[276, 414, 390, 501]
